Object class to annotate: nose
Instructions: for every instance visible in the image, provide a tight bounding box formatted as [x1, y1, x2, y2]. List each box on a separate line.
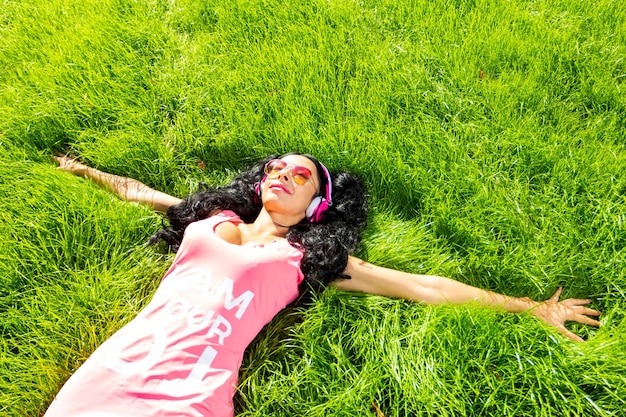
[271, 166, 292, 181]
[279, 171, 291, 183]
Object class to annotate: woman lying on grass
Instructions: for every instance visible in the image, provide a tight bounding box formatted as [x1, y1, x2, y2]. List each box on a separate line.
[47, 153, 600, 417]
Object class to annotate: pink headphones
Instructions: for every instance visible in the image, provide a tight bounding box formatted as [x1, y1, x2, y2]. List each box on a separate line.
[255, 157, 333, 223]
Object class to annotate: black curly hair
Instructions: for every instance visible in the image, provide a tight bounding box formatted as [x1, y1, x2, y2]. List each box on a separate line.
[150, 154, 368, 291]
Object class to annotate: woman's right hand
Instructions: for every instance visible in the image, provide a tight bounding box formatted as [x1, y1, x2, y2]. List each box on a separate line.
[53, 154, 182, 212]
[54, 155, 88, 176]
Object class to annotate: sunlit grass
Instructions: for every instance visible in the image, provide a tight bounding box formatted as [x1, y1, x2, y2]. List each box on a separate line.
[1, 0, 625, 415]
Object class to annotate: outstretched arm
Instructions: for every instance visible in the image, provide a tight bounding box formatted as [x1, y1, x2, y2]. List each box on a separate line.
[333, 256, 600, 342]
[54, 156, 182, 213]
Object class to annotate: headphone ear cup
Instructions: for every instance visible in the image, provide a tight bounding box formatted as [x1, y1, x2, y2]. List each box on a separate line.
[307, 196, 331, 222]
[254, 176, 267, 204]
[306, 196, 323, 220]
[255, 176, 267, 197]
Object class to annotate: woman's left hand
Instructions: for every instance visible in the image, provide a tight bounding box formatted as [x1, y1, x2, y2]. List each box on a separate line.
[528, 287, 601, 342]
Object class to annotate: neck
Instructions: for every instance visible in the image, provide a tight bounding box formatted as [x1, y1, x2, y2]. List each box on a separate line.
[273, 220, 293, 229]
[250, 208, 301, 238]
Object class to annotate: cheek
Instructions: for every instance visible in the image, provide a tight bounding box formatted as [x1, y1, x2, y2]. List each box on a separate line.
[296, 188, 318, 207]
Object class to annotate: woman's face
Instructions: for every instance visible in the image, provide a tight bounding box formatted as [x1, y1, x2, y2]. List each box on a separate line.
[261, 154, 320, 221]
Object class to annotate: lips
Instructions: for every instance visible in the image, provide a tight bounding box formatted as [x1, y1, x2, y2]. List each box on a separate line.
[268, 182, 291, 194]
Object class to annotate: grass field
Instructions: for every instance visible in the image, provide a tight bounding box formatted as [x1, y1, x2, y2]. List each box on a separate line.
[1, 0, 625, 415]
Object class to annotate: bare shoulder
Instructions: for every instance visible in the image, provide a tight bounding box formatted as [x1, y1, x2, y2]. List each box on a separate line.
[214, 219, 242, 245]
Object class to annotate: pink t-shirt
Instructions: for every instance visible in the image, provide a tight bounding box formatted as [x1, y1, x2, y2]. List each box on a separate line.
[45, 211, 304, 417]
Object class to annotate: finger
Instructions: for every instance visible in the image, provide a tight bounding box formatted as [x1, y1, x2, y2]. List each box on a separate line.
[54, 155, 72, 165]
[575, 314, 601, 328]
[566, 332, 584, 343]
[54, 158, 67, 169]
[558, 325, 584, 343]
[563, 300, 602, 317]
[562, 298, 592, 307]
[578, 306, 601, 317]
[549, 287, 563, 302]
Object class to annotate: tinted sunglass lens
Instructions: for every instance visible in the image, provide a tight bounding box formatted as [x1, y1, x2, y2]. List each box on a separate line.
[264, 160, 312, 185]
[265, 160, 286, 174]
[292, 167, 312, 185]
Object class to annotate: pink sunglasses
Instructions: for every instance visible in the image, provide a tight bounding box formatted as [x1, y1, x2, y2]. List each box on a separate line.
[263, 159, 314, 186]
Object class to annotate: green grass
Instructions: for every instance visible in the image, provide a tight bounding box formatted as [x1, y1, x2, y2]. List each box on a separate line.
[1, 0, 625, 415]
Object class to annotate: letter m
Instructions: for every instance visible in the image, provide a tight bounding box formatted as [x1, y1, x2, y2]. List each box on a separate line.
[213, 278, 255, 319]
